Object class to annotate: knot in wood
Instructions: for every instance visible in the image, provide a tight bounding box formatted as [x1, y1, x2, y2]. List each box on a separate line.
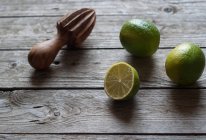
[163, 6, 177, 14]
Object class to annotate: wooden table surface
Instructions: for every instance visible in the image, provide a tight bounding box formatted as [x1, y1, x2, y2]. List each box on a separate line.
[0, 0, 206, 139]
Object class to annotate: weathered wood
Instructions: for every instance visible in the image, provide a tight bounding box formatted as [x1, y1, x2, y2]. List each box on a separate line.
[0, 0, 206, 17]
[0, 134, 205, 140]
[0, 89, 205, 133]
[1, 16, 206, 50]
[0, 49, 205, 88]
[1, 0, 206, 137]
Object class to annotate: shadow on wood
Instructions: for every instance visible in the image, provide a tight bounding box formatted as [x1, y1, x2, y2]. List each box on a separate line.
[29, 47, 87, 86]
[29, 68, 56, 86]
[107, 98, 137, 123]
[170, 88, 201, 116]
[127, 55, 155, 85]
[58, 48, 88, 73]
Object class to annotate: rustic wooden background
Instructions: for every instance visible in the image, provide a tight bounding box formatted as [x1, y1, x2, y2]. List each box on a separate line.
[0, 0, 206, 139]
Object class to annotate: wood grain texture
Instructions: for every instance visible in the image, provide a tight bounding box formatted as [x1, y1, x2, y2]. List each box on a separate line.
[0, 89, 205, 133]
[1, 0, 206, 138]
[1, 15, 206, 50]
[1, 0, 206, 17]
[0, 134, 205, 140]
[0, 49, 205, 88]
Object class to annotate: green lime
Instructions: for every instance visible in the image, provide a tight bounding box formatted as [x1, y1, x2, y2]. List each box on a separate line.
[165, 42, 205, 85]
[119, 19, 160, 57]
[104, 62, 140, 100]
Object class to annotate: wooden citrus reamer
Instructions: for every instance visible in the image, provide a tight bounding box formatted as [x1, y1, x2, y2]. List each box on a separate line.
[28, 8, 96, 70]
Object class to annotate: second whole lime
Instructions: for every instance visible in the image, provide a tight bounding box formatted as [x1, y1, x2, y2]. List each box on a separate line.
[165, 42, 205, 85]
[119, 19, 160, 57]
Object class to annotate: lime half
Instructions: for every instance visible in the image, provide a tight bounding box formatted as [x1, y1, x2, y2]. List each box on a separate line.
[104, 62, 140, 100]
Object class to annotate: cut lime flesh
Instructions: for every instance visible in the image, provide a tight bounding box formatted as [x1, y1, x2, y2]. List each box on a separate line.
[104, 62, 140, 100]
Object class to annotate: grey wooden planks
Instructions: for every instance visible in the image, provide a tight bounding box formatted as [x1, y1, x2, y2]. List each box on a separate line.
[0, 49, 205, 88]
[0, 16, 206, 50]
[0, 0, 206, 17]
[0, 134, 206, 140]
[0, 89, 205, 133]
[0, 0, 206, 138]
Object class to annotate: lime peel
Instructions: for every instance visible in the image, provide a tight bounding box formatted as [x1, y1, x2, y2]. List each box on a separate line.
[120, 19, 160, 57]
[165, 42, 205, 85]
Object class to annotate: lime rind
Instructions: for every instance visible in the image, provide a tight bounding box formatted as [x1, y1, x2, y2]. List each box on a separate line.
[165, 42, 205, 85]
[120, 19, 160, 57]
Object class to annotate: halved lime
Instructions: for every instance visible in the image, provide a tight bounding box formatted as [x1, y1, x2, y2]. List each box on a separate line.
[104, 62, 140, 100]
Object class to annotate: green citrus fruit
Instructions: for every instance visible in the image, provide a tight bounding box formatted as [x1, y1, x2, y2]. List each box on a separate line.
[104, 62, 140, 100]
[119, 19, 160, 57]
[165, 42, 205, 85]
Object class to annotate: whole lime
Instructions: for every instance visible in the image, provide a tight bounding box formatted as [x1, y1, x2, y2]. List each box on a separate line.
[165, 42, 205, 85]
[119, 19, 160, 57]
